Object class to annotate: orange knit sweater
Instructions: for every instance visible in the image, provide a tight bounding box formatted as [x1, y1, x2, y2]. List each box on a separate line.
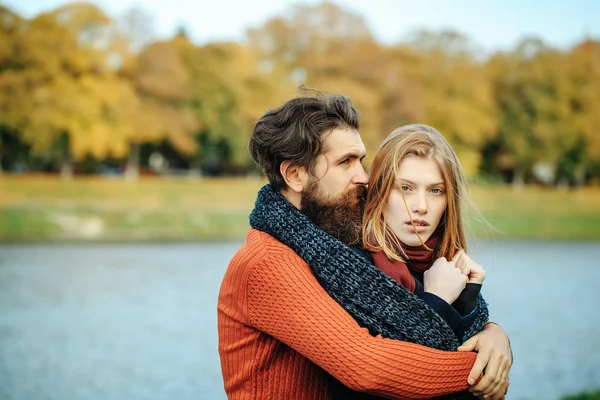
[217, 229, 477, 399]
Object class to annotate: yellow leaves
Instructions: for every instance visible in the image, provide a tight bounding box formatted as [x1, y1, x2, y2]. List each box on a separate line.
[1, 0, 598, 183]
[21, 74, 134, 160]
[138, 101, 198, 155]
[130, 38, 199, 154]
[413, 55, 497, 150]
[135, 42, 191, 100]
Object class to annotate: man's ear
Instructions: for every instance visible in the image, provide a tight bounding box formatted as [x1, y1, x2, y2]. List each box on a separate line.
[280, 160, 308, 193]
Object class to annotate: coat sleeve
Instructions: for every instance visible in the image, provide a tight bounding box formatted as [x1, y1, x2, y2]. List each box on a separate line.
[246, 241, 477, 399]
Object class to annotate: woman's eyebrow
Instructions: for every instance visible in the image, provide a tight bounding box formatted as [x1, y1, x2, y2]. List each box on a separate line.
[397, 178, 445, 186]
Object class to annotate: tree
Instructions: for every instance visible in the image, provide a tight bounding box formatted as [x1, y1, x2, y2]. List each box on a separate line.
[0, 2, 136, 178]
[404, 30, 497, 178]
[488, 37, 594, 186]
[246, 2, 391, 158]
[563, 40, 600, 185]
[125, 36, 198, 179]
[0, 5, 26, 174]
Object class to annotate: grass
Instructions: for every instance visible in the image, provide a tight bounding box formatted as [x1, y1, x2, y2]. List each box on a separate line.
[1, 175, 599, 242]
[467, 184, 600, 240]
[0, 175, 264, 242]
[561, 390, 600, 400]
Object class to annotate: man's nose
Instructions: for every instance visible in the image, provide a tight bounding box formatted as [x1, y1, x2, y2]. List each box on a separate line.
[353, 165, 369, 185]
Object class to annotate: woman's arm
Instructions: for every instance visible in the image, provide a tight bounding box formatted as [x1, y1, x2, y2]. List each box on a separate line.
[451, 251, 489, 340]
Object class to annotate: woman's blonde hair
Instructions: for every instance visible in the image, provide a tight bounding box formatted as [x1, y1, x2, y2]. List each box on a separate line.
[362, 124, 470, 261]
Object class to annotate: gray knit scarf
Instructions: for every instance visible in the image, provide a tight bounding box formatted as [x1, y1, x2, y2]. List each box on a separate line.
[249, 184, 489, 350]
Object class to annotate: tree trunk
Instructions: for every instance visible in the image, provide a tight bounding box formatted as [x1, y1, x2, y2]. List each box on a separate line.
[125, 141, 140, 181]
[60, 158, 73, 180]
[511, 166, 525, 190]
[188, 156, 202, 180]
[556, 178, 569, 191]
[574, 164, 586, 187]
[56, 131, 72, 180]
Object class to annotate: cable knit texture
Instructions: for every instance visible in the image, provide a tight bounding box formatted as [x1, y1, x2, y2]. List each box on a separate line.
[218, 229, 479, 399]
[249, 184, 488, 347]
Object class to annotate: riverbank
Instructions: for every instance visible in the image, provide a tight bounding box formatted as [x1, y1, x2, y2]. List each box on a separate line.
[562, 390, 600, 400]
[1, 175, 599, 242]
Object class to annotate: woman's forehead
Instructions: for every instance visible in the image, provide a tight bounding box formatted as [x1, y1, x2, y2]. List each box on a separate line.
[396, 156, 444, 183]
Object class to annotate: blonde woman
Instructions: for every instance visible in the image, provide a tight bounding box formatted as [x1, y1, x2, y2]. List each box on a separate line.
[334, 124, 510, 400]
[364, 124, 487, 339]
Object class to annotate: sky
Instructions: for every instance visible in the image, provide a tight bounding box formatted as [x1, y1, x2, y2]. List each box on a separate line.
[5, 0, 600, 52]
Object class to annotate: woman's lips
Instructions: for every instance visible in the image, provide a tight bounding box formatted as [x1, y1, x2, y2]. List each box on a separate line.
[405, 220, 429, 233]
[405, 219, 429, 226]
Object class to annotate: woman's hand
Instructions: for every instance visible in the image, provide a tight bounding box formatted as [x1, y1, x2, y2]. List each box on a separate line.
[423, 257, 467, 304]
[453, 250, 486, 284]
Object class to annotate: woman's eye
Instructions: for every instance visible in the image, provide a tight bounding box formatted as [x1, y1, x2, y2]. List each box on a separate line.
[430, 188, 443, 194]
[400, 185, 410, 191]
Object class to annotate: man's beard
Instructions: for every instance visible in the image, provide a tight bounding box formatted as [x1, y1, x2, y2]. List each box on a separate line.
[300, 181, 367, 246]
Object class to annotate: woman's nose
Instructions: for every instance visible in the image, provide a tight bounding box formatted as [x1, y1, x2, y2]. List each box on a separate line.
[412, 193, 427, 214]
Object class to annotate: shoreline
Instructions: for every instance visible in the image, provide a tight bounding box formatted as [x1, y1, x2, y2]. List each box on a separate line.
[2, 177, 599, 241]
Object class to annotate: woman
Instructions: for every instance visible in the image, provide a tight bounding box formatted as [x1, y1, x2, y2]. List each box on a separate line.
[334, 124, 495, 399]
[364, 123, 487, 338]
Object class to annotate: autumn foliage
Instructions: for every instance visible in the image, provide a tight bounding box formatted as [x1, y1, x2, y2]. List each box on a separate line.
[0, 2, 598, 185]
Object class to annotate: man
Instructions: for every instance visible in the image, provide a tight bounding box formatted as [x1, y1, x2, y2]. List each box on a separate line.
[217, 93, 512, 399]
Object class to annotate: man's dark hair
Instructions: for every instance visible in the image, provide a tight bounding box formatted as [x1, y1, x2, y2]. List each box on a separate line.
[249, 91, 360, 190]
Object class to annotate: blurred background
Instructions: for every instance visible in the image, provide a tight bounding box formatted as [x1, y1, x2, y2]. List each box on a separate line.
[0, 1, 599, 399]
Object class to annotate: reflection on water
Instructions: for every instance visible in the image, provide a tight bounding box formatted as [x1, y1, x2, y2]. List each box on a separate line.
[0, 241, 598, 400]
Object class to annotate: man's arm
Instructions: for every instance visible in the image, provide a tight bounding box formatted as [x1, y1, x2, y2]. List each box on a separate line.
[458, 322, 513, 399]
[246, 241, 478, 399]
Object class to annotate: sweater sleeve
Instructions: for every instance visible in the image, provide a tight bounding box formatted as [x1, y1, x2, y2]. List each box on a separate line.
[419, 291, 462, 333]
[453, 283, 482, 316]
[245, 236, 477, 399]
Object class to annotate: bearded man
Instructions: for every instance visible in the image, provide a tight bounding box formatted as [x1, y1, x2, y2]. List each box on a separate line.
[217, 92, 512, 400]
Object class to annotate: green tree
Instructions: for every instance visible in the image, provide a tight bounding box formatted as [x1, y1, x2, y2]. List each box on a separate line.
[563, 40, 600, 185]
[488, 38, 592, 186]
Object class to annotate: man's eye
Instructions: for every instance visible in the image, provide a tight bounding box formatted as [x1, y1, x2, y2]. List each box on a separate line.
[340, 159, 350, 165]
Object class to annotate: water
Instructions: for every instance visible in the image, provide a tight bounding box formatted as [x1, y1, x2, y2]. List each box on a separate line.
[0, 241, 598, 400]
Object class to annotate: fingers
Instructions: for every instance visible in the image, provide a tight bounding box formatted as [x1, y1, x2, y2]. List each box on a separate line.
[486, 353, 511, 398]
[470, 351, 500, 394]
[486, 377, 509, 400]
[466, 323, 513, 398]
[453, 250, 471, 276]
[486, 361, 510, 398]
[457, 336, 478, 352]
[471, 350, 511, 398]
[453, 249, 465, 263]
[453, 250, 465, 268]
[484, 374, 506, 399]
[466, 346, 489, 385]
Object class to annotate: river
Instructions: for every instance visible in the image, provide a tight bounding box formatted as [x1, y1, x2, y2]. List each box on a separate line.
[0, 240, 598, 400]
